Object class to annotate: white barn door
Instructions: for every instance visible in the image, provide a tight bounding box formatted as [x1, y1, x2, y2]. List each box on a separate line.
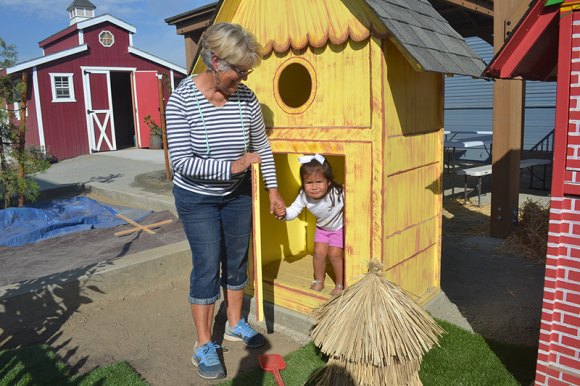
[82, 69, 116, 152]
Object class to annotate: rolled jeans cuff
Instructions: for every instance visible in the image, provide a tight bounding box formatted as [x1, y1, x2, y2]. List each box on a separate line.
[189, 292, 221, 305]
[224, 279, 247, 291]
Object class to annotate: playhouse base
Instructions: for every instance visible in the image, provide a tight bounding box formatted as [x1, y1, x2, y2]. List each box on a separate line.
[247, 255, 441, 316]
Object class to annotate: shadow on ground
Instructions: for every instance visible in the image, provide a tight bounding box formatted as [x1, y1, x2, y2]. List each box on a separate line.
[441, 199, 545, 385]
[0, 262, 116, 381]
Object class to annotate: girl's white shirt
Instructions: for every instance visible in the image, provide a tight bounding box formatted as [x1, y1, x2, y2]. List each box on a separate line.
[285, 187, 344, 231]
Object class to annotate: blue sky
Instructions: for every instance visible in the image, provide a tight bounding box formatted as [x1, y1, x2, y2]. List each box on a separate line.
[0, 0, 214, 69]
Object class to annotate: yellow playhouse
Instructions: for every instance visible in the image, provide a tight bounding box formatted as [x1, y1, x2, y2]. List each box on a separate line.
[196, 0, 485, 316]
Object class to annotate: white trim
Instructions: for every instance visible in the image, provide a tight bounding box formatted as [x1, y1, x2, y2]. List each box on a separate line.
[6, 45, 88, 74]
[82, 70, 94, 152]
[77, 14, 136, 34]
[12, 102, 19, 121]
[133, 72, 142, 148]
[128, 46, 186, 74]
[106, 71, 117, 150]
[49, 73, 76, 102]
[79, 30, 84, 45]
[98, 30, 115, 48]
[32, 67, 46, 151]
[129, 33, 133, 47]
[81, 65, 137, 72]
[170, 70, 175, 90]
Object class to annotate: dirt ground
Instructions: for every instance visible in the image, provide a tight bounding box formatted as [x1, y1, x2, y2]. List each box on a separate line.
[48, 279, 302, 386]
[440, 200, 546, 347]
[1, 197, 546, 385]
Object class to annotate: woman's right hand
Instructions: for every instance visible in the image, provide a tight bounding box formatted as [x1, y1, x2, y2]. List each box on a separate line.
[231, 152, 261, 174]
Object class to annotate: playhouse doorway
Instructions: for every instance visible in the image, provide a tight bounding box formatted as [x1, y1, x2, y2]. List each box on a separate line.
[250, 153, 346, 311]
[110, 72, 135, 149]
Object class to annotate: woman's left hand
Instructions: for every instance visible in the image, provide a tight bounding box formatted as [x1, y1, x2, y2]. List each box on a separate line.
[268, 189, 285, 220]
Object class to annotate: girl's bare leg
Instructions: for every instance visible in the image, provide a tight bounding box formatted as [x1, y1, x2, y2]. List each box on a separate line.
[328, 246, 344, 295]
[311, 242, 329, 291]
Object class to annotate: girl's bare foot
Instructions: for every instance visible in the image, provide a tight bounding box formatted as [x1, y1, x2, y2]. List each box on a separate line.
[310, 280, 324, 291]
[331, 284, 343, 296]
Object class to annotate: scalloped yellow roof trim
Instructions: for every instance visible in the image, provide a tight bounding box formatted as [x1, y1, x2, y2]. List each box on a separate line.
[214, 0, 389, 54]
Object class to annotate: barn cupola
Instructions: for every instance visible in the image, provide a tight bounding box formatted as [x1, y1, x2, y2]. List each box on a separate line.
[67, 0, 96, 25]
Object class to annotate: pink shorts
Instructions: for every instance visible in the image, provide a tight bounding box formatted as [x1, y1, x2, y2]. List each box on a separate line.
[314, 227, 344, 248]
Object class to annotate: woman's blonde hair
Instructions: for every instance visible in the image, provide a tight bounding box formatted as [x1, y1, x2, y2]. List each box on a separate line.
[200, 23, 262, 72]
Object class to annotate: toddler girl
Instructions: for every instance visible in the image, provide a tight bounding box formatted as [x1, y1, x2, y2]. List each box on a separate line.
[275, 154, 344, 296]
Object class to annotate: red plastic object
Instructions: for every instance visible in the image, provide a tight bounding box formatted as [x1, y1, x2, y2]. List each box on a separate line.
[259, 354, 286, 386]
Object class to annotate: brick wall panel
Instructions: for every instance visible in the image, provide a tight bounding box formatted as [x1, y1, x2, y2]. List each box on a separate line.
[566, 291, 580, 305]
[561, 334, 580, 348]
[561, 371, 580, 385]
[556, 302, 580, 315]
[557, 355, 580, 370]
[563, 312, 580, 326]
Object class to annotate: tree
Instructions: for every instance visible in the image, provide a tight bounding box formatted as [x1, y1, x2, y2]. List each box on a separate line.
[0, 37, 50, 208]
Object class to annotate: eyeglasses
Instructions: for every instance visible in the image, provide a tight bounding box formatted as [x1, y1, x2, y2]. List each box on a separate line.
[230, 64, 253, 78]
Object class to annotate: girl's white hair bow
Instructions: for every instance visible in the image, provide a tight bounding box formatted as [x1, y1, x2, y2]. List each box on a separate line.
[298, 153, 325, 165]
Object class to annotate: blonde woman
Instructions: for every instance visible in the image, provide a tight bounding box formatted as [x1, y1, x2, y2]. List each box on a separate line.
[166, 22, 284, 380]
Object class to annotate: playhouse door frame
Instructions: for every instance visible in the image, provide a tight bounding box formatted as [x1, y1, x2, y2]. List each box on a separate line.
[250, 140, 372, 314]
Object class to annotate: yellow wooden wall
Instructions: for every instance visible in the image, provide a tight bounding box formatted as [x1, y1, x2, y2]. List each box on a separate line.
[211, 0, 445, 312]
[246, 42, 371, 129]
[382, 39, 444, 304]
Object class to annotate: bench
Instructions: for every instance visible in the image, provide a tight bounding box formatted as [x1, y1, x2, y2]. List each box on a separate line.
[453, 158, 551, 207]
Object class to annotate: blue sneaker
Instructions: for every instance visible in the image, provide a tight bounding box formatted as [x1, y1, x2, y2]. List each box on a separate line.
[223, 318, 265, 348]
[191, 341, 225, 379]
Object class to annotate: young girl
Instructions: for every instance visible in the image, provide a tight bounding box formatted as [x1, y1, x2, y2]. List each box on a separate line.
[275, 153, 345, 296]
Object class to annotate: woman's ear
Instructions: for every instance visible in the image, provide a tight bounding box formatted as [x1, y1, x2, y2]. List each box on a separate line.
[211, 54, 219, 71]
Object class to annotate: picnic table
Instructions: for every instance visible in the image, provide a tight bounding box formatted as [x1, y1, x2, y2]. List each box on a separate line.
[444, 131, 493, 172]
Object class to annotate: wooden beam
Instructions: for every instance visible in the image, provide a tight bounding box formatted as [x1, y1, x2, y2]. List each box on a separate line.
[505, 0, 534, 37]
[438, 0, 494, 16]
[490, 0, 526, 238]
[176, 19, 211, 35]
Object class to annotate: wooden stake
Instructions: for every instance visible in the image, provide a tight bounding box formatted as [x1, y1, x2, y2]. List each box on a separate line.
[114, 219, 173, 237]
[114, 213, 171, 236]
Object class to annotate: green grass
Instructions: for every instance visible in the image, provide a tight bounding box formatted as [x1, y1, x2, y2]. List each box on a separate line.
[1, 320, 538, 386]
[221, 320, 535, 386]
[0, 345, 147, 386]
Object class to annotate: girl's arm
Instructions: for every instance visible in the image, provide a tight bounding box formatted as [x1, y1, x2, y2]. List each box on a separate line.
[285, 192, 306, 221]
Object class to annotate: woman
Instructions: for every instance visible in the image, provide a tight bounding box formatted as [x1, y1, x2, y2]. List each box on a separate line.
[165, 22, 284, 380]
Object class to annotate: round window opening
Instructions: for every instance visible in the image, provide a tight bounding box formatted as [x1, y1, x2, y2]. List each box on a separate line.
[277, 62, 312, 109]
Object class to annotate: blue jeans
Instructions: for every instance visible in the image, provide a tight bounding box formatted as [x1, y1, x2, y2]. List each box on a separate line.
[173, 174, 252, 305]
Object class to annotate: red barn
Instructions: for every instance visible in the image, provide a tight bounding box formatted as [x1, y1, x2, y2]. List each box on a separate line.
[1, 0, 186, 160]
[486, 0, 579, 384]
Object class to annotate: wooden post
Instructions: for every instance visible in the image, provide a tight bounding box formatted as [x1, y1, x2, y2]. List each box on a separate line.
[17, 71, 28, 207]
[490, 0, 528, 238]
[157, 75, 172, 181]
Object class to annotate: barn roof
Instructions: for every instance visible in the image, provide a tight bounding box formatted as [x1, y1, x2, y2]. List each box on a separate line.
[5, 14, 186, 75]
[215, 0, 485, 77]
[67, 0, 96, 12]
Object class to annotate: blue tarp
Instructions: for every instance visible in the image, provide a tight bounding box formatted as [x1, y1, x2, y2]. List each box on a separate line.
[0, 196, 151, 247]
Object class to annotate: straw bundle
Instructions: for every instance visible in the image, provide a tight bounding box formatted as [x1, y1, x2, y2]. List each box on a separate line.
[308, 260, 444, 385]
[309, 358, 422, 386]
[500, 199, 549, 263]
